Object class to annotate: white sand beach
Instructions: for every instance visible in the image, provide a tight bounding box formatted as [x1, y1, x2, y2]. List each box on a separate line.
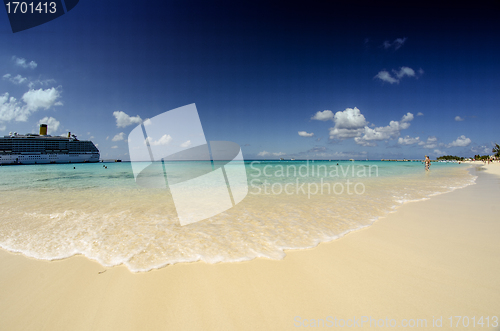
[0, 162, 499, 330]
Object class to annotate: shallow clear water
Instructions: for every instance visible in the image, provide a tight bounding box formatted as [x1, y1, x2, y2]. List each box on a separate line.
[0, 160, 476, 272]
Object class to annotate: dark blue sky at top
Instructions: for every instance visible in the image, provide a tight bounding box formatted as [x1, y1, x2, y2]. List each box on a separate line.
[1, 1, 499, 159]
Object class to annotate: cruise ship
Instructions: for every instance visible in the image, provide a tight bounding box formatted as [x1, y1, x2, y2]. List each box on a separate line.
[0, 124, 99, 165]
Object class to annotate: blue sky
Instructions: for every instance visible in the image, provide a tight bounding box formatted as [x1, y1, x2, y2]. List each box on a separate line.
[1, 1, 499, 160]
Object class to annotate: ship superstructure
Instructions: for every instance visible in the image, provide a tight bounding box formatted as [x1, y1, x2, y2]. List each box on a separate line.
[0, 124, 99, 165]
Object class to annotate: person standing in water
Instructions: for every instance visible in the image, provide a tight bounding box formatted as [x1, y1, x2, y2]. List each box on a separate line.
[424, 155, 431, 171]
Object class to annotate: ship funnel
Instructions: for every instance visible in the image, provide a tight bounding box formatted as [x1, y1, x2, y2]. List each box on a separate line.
[40, 124, 47, 135]
[68, 132, 71, 138]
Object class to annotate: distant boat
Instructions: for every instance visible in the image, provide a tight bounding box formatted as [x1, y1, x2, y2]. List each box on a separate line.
[291, 158, 295, 161]
[349, 159, 354, 162]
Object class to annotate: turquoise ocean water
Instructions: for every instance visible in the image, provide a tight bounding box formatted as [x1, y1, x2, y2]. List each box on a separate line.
[0, 160, 475, 272]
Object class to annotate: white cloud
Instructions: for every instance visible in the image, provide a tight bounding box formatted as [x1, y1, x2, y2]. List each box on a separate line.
[256, 151, 285, 157]
[180, 140, 191, 148]
[111, 145, 118, 149]
[0, 124, 5, 131]
[3, 72, 56, 88]
[455, 116, 464, 121]
[22, 88, 62, 111]
[1, 88, 61, 123]
[12, 56, 37, 69]
[353, 113, 414, 146]
[311, 110, 334, 121]
[354, 138, 377, 147]
[327, 109, 413, 145]
[328, 107, 368, 140]
[37, 116, 60, 133]
[354, 122, 401, 143]
[113, 111, 142, 128]
[418, 136, 438, 148]
[398, 135, 420, 145]
[0, 93, 25, 122]
[374, 66, 422, 84]
[374, 70, 398, 84]
[28, 79, 56, 89]
[434, 149, 445, 155]
[394, 66, 415, 79]
[317, 107, 414, 147]
[417, 112, 424, 116]
[447, 135, 471, 147]
[3, 73, 28, 85]
[382, 37, 407, 50]
[334, 107, 368, 129]
[146, 134, 172, 146]
[401, 112, 414, 122]
[329, 127, 365, 139]
[12, 75, 27, 84]
[112, 132, 125, 141]
[298, 131, 314, 137]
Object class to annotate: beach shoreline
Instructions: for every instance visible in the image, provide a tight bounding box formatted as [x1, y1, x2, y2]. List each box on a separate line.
[0, 162, 499, 330]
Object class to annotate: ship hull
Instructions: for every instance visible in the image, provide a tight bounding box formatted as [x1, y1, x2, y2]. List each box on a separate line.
[0, 153, 100, 165]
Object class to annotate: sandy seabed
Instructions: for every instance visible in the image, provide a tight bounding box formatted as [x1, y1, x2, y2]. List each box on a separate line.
[0, 162, 499, 330]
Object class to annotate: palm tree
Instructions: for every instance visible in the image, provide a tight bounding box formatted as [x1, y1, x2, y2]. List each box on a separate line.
[493, 143, 500, 158]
